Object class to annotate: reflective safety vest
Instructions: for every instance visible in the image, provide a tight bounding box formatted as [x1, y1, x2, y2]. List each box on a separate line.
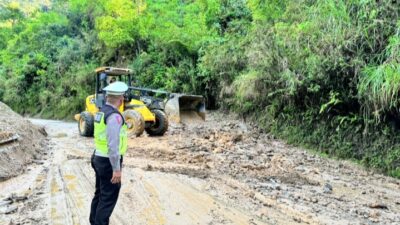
[94, 105, 128, 156]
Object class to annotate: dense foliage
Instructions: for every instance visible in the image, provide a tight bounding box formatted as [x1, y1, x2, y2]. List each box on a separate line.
[0, 0, 399, 177]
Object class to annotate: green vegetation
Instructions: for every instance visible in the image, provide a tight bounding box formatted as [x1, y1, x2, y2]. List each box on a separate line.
[0, 0, 399, 177]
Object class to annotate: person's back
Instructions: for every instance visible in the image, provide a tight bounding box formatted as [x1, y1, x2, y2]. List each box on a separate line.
[89, 82, 128, 225]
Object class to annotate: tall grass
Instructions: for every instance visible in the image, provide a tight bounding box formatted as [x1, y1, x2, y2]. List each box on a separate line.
[358, 34, 400, 120]
[358, 64, 400, 118]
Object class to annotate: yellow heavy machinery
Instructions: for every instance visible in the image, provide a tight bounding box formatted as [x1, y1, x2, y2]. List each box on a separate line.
[74, 67, 205, 137]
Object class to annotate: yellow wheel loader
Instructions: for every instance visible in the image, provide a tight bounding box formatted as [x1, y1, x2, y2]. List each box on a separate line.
[74, 67, 205, 137]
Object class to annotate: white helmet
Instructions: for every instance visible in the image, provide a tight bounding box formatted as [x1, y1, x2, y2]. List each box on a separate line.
[103, 81, 128, 96]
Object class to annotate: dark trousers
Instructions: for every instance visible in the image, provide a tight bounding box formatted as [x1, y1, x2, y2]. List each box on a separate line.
[89, 154, 123, 225]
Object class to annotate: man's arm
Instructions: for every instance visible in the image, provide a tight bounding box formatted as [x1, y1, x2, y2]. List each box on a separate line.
[106, 113, 122, 172]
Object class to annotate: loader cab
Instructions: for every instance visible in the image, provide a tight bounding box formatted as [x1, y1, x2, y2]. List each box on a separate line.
[94, 67, 133, 109]
[94, 72, 107, 108]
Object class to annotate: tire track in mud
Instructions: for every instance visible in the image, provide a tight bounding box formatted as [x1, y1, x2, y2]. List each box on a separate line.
[49, 157, 270, 225]
[49, 166, 75, 225]
[50, 160, 94, 225]
[118, 169, 268, 225]
[29, 119, 271, 225]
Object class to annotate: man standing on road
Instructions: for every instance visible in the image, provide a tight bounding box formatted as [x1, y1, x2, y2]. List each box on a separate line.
[90, 81, 128, 225]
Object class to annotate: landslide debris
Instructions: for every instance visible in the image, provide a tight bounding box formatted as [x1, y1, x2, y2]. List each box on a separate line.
[0, 101, 47, 181]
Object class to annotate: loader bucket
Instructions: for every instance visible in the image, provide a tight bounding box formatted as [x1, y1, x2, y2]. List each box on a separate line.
[165, 94, 206, 123]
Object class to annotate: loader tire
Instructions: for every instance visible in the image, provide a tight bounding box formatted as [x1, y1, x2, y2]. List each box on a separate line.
[123, 110, 145, 137]
[145, 109, 168, 136]
[79, 111, 94, 137]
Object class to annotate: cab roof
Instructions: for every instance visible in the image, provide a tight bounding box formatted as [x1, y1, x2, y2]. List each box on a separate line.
[95, 67, 132, 76]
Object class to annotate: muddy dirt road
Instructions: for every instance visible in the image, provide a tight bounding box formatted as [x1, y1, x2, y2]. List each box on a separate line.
[0, 112, 399, 225]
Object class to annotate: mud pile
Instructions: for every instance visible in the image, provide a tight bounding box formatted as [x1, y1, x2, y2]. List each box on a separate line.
[126, 112, 400, 224]
[0, 101, 47, 181]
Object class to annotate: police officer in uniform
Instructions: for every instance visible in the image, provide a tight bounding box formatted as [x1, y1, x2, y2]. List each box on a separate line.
[90, 81, 128, 225]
